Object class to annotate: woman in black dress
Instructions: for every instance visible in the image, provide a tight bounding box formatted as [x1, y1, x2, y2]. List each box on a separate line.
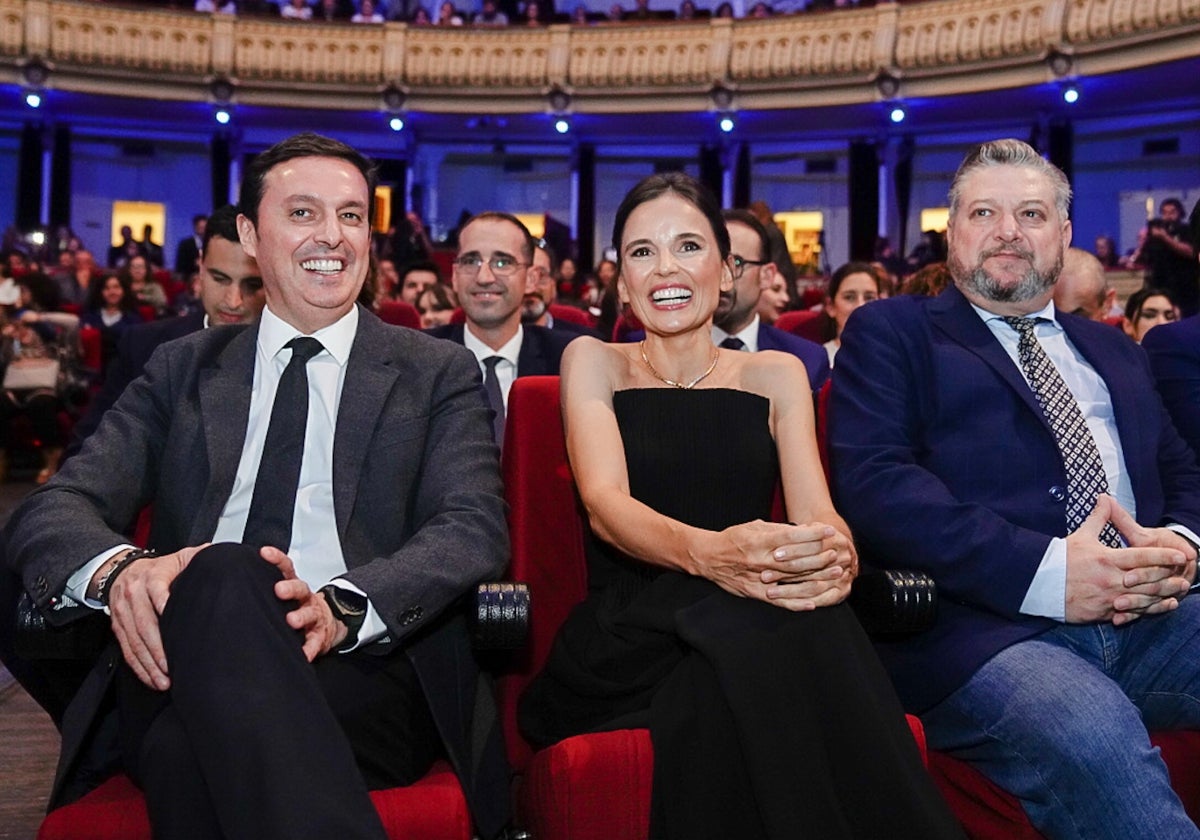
[519, 173, 963, 839]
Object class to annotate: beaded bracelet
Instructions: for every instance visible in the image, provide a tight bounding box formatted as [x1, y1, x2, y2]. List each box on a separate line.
[96, 548, 158, 606]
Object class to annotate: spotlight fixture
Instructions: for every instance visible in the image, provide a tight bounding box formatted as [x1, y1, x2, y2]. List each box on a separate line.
[874, 71, 901, 100]
[389, 116, 405, 132]
[554, 118, 570, 135]
[25, 92, 42, 109]
[1062, 84, 1079, 105]
[1045, 49, 1073, 78]
[210, 76, 235, 104]
[710, 83, 735, 112]
[214, 108, 231, 125]
[889, 105, 907, 124]
[718, 115, 735, 134]
[548, 86, 571, 115]
[382, 85, 407, 113]
[21, 58, 50, 88]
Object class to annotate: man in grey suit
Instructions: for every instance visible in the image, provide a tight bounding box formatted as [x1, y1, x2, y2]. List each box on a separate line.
[4, 134, 510, 839]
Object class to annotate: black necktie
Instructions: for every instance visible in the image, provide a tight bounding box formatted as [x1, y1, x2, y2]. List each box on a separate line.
[242, 337, 325, 551]
[482, 356, 506, 449]
[1001, 317, 1121, 547]
[720, 336, 746, 351]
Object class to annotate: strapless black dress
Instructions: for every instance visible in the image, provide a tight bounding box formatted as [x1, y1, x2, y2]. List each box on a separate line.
[519, 388, 963, 840]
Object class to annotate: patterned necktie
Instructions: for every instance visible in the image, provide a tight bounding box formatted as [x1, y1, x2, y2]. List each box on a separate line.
[1001, 317, 1121, 547]
[720, 336, 746, 351]
[242, 337, 325, 552]
[482, 356, 506, 449]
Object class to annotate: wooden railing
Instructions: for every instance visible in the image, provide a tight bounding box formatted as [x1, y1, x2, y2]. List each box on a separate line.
[0, 0, 1196, 113]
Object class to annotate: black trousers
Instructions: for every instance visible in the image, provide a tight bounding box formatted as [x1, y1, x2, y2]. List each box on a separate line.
[116, 543, 442, 840]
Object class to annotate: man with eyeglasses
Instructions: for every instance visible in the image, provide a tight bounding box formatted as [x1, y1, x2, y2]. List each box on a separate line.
[429, 211, 579, 445]
[713, 209, 830, 391]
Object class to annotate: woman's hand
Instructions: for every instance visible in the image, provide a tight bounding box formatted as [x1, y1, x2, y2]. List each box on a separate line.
[697, 520, 856, 611]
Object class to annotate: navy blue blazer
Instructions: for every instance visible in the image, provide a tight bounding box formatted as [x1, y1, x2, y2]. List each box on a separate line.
[1144, 314, 1200, 460]
[425, 322, 578, 377]
[829, 286, 1200, 712]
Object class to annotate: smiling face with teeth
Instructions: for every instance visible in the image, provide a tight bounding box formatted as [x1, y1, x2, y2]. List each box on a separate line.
[237, 155, 371, 334]
[617, 191, 733, 337]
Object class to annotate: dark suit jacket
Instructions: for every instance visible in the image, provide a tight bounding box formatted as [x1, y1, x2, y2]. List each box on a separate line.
[425, 322, 578, 377]
[65, 311, 206, 460]
[829, 286, 1200, 712]
[758, 323, 830, 391]
[1144, 314, 1200, 459]
[5, 306, 511, 835]
[174, 236, 201, 276]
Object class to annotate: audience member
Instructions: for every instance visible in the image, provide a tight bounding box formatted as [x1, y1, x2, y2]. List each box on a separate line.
[107, 225, 138, 269]
[415, 283, 458, 328]
[831, 138, 1200, 840]
[80, 272, 144, 373]
[520, 240, 595, 336]
[140, 225, 164, 269]
[1137, 198, 1200, 317]
[1053, 246, 1116, 321]
[65, 204, 265, 461]
[1122, 286, 1178, 343]
[1143, 314, 1200, 460]
[905, 229, 946, 274]
[410, 5, 433, 22]
[899, 260, 952, 296]
[747, 200, 797, 300]
[351, 0, 385, 22]
[281, 0, 314, 19]
[436, 0, 464, 23]
[822, 260, 879, 365]
[712, 208, 828, 389]
[174, 214, 207, 277]
[429, 211, 578, 445]
[754, 265, 789, 324]
[374, 257, 400, 300]
[3, 132, 511, 840]
[473, 0, 509, 24]
[519, 171, 965, 839]
[1093, 234, 1119, 268]
[397, 260, 439, 304]
[47, 250, 87, 307]
[123, 254, 167, 316]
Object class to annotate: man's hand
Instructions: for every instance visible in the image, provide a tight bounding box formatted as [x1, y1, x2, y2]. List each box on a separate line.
[260, 546, 347, 662]
[1065, 496, 1191, 625]
[104, 544, 209, 691]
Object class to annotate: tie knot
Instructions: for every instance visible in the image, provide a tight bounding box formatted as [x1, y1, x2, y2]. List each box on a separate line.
[286, 337, 324, 364]
[720, 336, 746, 351]
[483, 355, 504, 372]
[1001, 316, 1039, 338]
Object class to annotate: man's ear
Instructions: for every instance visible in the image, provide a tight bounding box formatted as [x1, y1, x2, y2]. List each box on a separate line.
[236, 215, 258, 260]
[759, 262, 777, 293]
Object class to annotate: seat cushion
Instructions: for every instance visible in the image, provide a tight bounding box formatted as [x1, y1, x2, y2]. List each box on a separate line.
[38, 761, 471, 840]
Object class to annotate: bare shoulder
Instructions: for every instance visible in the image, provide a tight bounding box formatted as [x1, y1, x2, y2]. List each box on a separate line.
[562, 336, 638, 398]
[732, 349, 810, 404]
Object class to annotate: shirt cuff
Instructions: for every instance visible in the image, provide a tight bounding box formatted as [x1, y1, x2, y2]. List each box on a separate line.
[1020, 537, 1068, 622]
[323, 579, 387, 652]
[64, 544, 135, 611]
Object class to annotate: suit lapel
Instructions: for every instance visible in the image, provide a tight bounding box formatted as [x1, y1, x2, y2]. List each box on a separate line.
[929, 286, 1049, 425]
[517, 327, 542, 377]
[333, 311, 401, 543]
[195, 327, 256, 542]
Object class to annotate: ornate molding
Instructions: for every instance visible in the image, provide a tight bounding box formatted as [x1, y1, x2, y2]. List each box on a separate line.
[0, 0, 1196, 112]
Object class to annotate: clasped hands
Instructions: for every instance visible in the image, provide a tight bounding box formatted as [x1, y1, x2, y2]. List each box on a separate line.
[702, 519, 856, 611]
[1065, 494, 1197, 626]
[102, 544, 346, 691]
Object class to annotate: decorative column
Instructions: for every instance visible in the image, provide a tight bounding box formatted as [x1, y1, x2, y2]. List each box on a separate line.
[848, 139, 880, 263]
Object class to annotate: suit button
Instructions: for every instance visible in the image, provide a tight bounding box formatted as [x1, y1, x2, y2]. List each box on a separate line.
[398, 608, 421, 626]
[34, 575, 48, 594]
[1049, 486, 1066, 502]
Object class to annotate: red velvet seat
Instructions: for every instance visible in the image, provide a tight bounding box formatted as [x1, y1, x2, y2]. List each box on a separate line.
[376, 299, 422, 329]
[37, 761, 471, 840]
[498, 375, 929, 840]
[774, 308, 827, 343]
[547, 303, 592, 327]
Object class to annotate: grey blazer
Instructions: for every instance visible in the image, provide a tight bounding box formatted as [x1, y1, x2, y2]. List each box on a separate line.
[4, 304, 512, 835]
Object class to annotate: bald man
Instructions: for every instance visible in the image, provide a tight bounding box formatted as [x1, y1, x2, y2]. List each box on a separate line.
[1053, 247, 1116, 322]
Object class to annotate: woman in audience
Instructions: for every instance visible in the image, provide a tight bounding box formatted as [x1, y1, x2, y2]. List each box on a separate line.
[519, 172, 965, 840]
[436, 0, 463, 23]
[1094, 234, 1119, 268]
[415, 283, 458, 328]
[822, 260, 881, 364]
[754, 266, 790, 325]
[1123, 286, 1179, 343]
[80, 272, 143, 374]
[122, 254, 167, 316]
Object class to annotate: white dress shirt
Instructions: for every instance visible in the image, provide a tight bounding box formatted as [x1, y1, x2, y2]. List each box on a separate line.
[972, 300, 1197, 620]
[462, 323, 522, 410]
[712, 314, 760, 352]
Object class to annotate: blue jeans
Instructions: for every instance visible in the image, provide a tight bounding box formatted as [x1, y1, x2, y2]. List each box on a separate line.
[922, 595, 1200, 840]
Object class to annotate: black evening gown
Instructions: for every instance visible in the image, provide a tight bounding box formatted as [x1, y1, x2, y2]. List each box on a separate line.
[519, 388, 963, 840]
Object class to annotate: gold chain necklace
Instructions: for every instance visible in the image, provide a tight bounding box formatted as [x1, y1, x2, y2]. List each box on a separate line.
[639, 340, 720, 390]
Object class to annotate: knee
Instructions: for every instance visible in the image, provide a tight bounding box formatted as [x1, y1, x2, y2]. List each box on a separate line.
[166, 543, 284, 617]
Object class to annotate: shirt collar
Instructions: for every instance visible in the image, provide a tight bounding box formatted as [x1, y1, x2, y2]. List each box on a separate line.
[712, 313, 760, 351]
[969, 298, 1061, 332]
[463, 322, 523, 366]
[258, 304, 359, 367]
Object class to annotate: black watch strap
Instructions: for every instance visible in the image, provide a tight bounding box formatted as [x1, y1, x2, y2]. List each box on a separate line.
[319, 584, 368, 653]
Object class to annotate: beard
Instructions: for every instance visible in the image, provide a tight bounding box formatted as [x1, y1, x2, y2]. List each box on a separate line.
[950, 245, 1061, 304]
[520, 295, 547, 323]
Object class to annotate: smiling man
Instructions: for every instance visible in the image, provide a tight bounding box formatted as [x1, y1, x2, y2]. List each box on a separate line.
[427, 211, 578, 445]
[831, 138, 1200, 839]
[5, 134, 510, 840]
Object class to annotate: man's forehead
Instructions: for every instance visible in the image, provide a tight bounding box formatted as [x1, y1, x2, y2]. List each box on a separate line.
[459, 218, 524, 253]
[203, 238, 256, 277]
[959, 165, 1056, 204]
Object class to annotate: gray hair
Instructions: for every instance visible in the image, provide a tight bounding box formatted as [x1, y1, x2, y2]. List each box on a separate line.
[948, 139, 1072, 220]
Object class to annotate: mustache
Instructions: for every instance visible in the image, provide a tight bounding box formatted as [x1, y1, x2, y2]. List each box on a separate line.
[981, 245, 1035, 262]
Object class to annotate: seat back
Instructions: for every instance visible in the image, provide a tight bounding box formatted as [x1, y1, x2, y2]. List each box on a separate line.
[775, 308, 828, 343]
[547, 304, 592, 328]
[498, 376, 589, 772]
[376, 300, 421, 329]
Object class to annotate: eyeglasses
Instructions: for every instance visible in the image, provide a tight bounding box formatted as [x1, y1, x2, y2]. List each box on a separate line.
[731, 255, 769, 279]
[454, 255, 527, 278]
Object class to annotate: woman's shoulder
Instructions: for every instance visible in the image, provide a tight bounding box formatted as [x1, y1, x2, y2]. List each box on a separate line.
[730, 348, 809, 398]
